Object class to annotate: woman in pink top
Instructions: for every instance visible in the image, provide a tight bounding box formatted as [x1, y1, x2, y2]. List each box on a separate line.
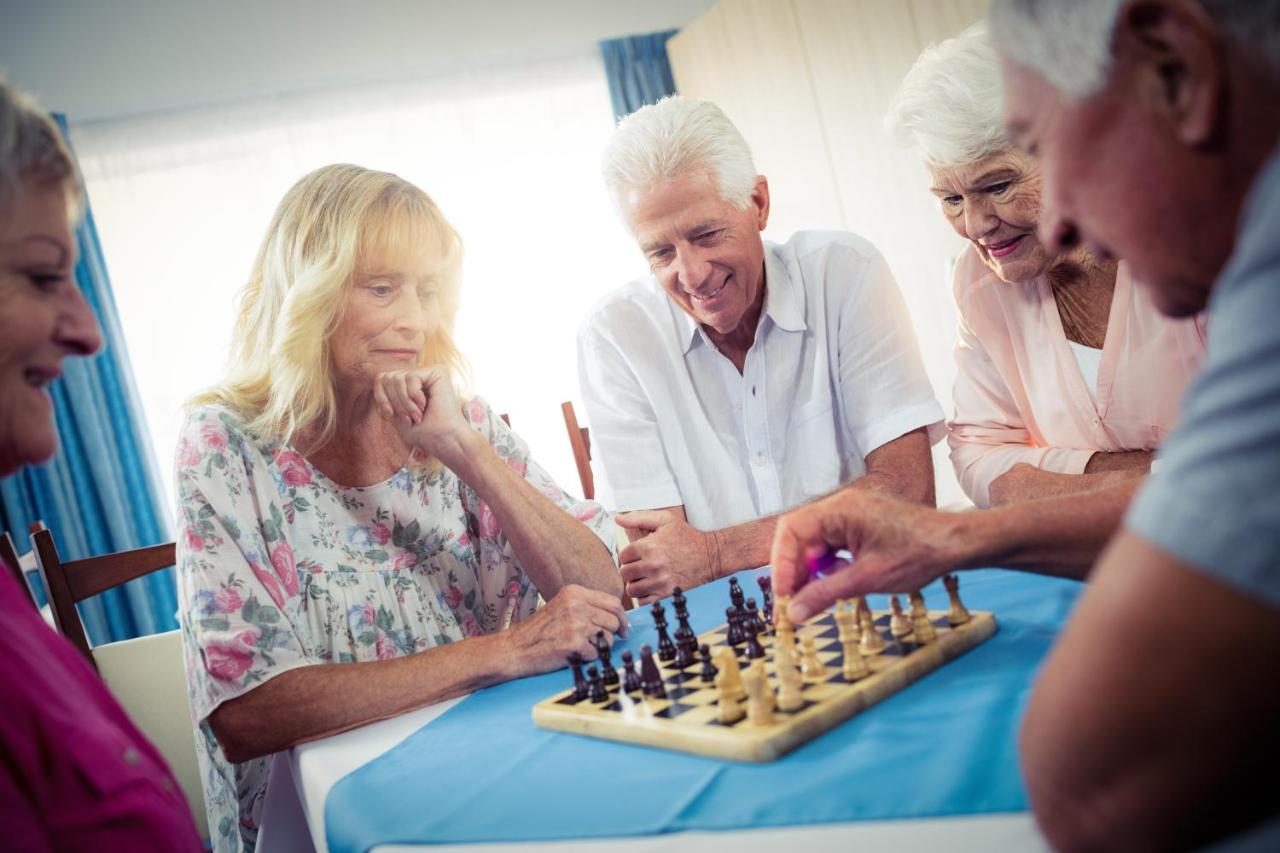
[888, 25, 1205, 507]
[0, 81, 202, 850]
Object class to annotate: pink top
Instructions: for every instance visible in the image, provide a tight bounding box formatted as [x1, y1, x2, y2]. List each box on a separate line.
[0, 562, 202, 851]
[947, 247, 1208, 507]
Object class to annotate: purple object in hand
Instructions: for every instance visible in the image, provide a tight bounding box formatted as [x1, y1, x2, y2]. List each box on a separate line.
[806, 548, 849, 579]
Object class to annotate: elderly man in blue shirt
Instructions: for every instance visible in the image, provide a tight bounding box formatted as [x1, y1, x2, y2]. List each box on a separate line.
[771, 1, 1280, 849]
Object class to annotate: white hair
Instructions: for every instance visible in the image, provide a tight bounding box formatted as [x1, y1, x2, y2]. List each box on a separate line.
[885, 23, 1009, 167]
[601, 96, 757, 211]
[990, 0, 1280, 100]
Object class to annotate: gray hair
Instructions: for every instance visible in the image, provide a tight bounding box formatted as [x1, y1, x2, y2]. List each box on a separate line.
[886, 23, 1009, 167]
[0, 79, 80, 213]
[990, 0, 1280, 100]
[602, 96, 757, 211]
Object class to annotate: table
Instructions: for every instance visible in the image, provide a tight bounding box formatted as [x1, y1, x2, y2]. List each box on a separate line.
[260, 568, 1074, 853]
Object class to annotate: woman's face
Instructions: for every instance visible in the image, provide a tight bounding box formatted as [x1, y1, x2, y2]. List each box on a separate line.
[330, 237, 444, 394]
[928, 147, 1056, 283]
[0, 182, 102, 476]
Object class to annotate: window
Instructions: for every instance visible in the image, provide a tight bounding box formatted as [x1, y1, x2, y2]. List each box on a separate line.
[73, 55, 639, 512]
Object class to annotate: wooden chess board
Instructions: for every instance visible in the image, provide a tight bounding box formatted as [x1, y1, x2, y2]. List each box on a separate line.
[532, 607, 997, 762]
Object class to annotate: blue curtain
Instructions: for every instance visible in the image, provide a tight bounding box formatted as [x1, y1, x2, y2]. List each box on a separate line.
[0, 114, 176, 645]
[599, 30, 680, 122]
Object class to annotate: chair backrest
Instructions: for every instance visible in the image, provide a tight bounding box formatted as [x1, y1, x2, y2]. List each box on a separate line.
[561, 400, 595, 500]
[31, 527, 177, 669]
[1, 531, 35, 606]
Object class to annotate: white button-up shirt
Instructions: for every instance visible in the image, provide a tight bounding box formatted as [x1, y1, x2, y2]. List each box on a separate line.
[578, 231, 944, 530]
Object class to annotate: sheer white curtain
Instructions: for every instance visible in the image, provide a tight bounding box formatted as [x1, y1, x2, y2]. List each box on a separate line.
[72, 55, 640, 515]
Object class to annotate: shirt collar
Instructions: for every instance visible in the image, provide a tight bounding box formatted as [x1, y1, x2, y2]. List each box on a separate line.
[672, 242, 807, 355]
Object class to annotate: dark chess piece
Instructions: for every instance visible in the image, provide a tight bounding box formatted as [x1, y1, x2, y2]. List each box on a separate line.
[728, 577, 745, 612]
[586, 665, 608, 702]
[672, 586, 698, 660]
[725, 606, 743, 646]
[698, 643, 719, 683]
[595, 630, 618, 686]
[757, 576, 774, 624]
[568, 651, 587, 700]
[638, 644, 666, 698]
[652, 602, 676, 662]
[745, 596, 764, 637]
[674, 638, 695, 670]
[621, 650, 641, 694]
[745, 626, 765, 660]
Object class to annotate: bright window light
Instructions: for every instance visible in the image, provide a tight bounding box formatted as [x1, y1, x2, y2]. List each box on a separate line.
[72, 55, 640, 518]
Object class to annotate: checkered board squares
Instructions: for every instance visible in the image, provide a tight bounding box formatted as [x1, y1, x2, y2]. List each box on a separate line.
[532, 608, 998, 762]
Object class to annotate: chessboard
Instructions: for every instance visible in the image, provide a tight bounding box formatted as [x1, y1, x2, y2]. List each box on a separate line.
[532, 576, 997, 762]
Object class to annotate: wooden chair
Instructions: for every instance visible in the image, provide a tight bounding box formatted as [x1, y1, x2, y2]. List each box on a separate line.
[30, 527, 208, 838]
[561, 400, 595, 500]
[31, 527, 176, 668]
[1, 531, 34, 606]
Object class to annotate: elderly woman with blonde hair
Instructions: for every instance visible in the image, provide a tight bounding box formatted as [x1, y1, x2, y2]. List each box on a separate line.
[176, 163, 625, 851]
[887, 25, 1207, 508]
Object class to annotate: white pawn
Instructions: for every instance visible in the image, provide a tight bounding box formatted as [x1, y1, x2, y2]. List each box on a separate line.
[743, 660, 776, 726]
[859, 610, 887, 655]
[889, 595, 912, 637]
[913, 609, 938, 645]
[715, 647, 745, 704]
[716, 668, 745, 723]
[774, 641, 805, 712]
[836, 609, 870, 680]
[909, 590, 928, 619]
[800, 634, 828, 681]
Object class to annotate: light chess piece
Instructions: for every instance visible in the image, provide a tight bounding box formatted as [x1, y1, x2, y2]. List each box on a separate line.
[909, 590, 928, 619]
[859, 610, 887, 655]
[714, 647, 745, 704]
[743, 660, 776, 726]
[836, 607, 870, 680]
[889, 595, 912, 637]
[716, 669, 745, 723]
[800, 634, 827, 682]
[912, 608, 938, 645]
[944, 574, 971, 626]
[774, 641, 805, 712]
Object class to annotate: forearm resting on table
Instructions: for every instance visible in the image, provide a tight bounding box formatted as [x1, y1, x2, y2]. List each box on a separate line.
[948, 478, 1143, 579]
[1083, 449, 1153, 474]
[209, 632, 514, 763]
[450, 432, 620, 598]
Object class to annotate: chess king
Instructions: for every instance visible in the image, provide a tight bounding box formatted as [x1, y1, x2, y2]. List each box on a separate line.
[578, 96, 944, 605]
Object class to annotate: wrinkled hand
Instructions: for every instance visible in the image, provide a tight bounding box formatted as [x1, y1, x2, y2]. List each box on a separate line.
[616, 511, 717, 604]
[771, 490, 959, 623]
[374, 367, 472, 465]
[503, 584, 630, 678]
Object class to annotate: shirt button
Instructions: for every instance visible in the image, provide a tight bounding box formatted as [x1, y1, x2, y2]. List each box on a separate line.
[754, 455, 766, 467]
[123, 746, 142, 766]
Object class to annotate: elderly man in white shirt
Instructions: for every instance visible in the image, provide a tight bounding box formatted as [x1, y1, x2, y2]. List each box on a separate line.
[578, 96, 944, 604]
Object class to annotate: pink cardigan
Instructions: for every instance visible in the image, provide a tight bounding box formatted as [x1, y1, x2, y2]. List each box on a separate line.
[947, 247, 1207, 507]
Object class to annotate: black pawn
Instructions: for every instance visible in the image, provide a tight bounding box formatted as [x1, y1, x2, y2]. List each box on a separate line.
[745, 627, 765, 660]
[726, 606, 743, 646]
[674, 637, 695, 670]
[745, 596, 764, 637]
[568, 652, 587, 700]
[621, 650, 641, 694]
[652, 602, 676, 662]
[595, 630, 618, 687]
[586, 665, 608, 702]
[728, 577, 745, 611]
[698, 643, 719, 683]
[757, 576, 774, 624]
[638, 643, 666, 698]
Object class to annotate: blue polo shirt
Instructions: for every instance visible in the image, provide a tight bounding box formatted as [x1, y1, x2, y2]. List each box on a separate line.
[1126, 146, 1280, 607]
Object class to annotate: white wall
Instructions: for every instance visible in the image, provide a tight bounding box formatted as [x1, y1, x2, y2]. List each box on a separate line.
[1, 0, 715, 121]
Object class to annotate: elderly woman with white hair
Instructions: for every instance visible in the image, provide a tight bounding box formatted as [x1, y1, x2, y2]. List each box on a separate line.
[176, 164, 626, 851]
[887, 25, 1207, 508]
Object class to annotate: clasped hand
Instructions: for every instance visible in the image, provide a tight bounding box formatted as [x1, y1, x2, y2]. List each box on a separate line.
[374, 367, 474, 465]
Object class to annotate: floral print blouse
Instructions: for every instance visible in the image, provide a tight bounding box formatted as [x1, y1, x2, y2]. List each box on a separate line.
[174, 397, 616, 852]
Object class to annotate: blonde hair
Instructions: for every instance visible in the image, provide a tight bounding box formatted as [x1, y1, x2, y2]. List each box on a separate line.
[192, 164, 465, 451]
[0, 79, 82, 218]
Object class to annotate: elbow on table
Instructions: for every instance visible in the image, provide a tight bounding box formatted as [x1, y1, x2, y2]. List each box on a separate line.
[1020, 716, 1161, 852]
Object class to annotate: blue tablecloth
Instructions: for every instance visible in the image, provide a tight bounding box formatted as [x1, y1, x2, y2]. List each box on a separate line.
[326, 567, 1080, 853]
